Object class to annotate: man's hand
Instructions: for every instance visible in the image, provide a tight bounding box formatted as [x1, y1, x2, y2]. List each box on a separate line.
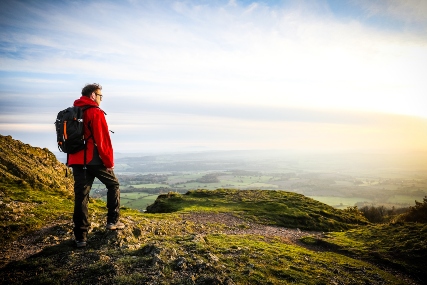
[106, 167, 114, 173]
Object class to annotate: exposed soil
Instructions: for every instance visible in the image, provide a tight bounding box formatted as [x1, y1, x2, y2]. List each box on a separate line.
[0, 221, 73, 268]
[183, 212, 324, 243]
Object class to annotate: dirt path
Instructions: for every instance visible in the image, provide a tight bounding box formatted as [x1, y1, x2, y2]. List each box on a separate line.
[183, 212, 323, 243]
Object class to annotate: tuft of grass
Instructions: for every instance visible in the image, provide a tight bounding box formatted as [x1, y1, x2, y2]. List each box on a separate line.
[146, 189, 368, 231]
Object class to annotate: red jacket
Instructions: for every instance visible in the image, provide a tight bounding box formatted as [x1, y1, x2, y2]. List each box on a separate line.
[67, 96, 114, 168]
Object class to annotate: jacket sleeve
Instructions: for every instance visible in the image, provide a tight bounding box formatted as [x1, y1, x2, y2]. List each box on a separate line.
[91, 109, 114, 168]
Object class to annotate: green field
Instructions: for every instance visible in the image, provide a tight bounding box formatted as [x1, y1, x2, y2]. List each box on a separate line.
[131, 183, 170, 189]
[116, 191, 425, 212]
[111, 170, 427, 211]
[309, 196, 372, 209]
[167, 174, 280, 190]
[101, 192, 158, 211]
[387, 194, 426, 204]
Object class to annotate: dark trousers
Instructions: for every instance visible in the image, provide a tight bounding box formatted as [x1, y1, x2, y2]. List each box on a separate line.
[72, 165, 120, 240]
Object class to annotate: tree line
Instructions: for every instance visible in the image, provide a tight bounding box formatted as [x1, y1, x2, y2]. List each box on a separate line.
[354, 196, 427, 223]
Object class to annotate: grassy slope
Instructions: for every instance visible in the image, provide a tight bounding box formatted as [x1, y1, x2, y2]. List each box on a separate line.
[2, 185, 424, 284]
[0, 134, 74, 244]
[319, 223, 427, 282]
[0, 135, 424, 284]
[0, 181, 74, 244]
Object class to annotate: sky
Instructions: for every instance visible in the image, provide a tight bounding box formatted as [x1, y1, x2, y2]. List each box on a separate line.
[1, 0, 427, 155]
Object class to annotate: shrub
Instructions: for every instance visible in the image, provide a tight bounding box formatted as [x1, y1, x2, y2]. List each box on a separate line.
[359, 205, 409, 223]
[397, 196, 427, 223]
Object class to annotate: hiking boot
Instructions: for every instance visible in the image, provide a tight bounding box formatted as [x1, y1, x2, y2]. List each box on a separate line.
[75, 240, 87, 248]
[106, 221, 125, 230]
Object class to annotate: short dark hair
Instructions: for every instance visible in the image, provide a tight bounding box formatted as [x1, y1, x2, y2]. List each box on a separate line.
[81, 83, 102, 97]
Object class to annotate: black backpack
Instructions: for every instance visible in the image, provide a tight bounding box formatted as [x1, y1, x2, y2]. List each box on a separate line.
[55, 105, 98, 154]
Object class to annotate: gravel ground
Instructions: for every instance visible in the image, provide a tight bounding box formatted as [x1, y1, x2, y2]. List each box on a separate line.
[183, 212, 324, 243]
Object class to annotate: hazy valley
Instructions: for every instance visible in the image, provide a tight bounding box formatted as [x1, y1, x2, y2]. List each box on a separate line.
[59, 150, 427, 212]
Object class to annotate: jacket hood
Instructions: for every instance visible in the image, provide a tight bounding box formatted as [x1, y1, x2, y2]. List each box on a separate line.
[73, 96, 99, 108]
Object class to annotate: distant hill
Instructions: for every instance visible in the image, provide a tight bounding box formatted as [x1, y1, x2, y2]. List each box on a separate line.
[146, 189, 369, 232]
[0, 134, 425, 285]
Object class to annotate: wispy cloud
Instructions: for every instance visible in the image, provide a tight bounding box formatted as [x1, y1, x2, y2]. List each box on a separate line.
[356, 0, 427, 24]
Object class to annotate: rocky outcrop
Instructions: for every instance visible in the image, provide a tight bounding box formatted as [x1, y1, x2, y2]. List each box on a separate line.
[0, 134, 73, 194]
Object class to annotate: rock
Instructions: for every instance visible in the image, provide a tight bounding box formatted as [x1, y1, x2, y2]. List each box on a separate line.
[132, 227, 142, 237]
[192, 234, 206, 243]
[207, 252, 219, 262]
[151, 253, 162, 267]
[195, 275, 223, 285]
[141, 244, 161, 255]
[154, 228, 166, 235]
[174, 256, 187, 270]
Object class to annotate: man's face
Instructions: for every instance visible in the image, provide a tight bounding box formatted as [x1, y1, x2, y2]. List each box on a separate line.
[93, 89, 103, 105]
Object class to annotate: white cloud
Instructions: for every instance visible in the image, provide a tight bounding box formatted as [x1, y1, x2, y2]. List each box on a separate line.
[0, 123, 52, 132]
[1, 0, 427, 153]
[34, 2, 427, 116]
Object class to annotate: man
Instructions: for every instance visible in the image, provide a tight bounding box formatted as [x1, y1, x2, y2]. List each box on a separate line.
[68, 83, 124, 248]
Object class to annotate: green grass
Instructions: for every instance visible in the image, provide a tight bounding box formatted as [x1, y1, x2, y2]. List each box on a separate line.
[7, 231, 404, 285]
[319, 223, 427, 281]
[0, 224, 417, 285]
[202, 234, 404, 285]
[1, 183, 423, 285]
[146, 189, 368, 231]
[0, 179, 143, 245]
[0, 181, 74, 244]
[4, 134, 421, 284]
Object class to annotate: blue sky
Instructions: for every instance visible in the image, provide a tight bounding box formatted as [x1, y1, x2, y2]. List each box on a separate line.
[1, 0, 427, 154]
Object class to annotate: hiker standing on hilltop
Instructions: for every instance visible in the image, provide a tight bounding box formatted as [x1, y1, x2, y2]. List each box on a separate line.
[67, 83, 125, 248]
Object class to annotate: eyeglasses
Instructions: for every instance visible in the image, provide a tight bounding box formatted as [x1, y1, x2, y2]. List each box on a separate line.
[95, 93, 103, 100]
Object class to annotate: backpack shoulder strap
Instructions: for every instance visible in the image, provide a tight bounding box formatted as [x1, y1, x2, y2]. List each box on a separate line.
[81, 105, 99, 112]
[81, 105, 107, 115]
[79, 106, 100, 176]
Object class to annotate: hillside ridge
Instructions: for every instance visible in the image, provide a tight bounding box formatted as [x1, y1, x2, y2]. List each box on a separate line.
[0, 134, 425, 285]
[0, 134, 73, 193]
